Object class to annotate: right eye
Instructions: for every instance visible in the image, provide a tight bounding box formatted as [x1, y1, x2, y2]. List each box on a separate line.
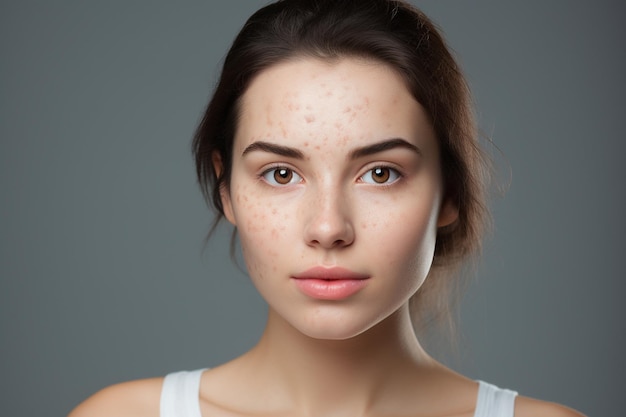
[261, 167, 303, 186]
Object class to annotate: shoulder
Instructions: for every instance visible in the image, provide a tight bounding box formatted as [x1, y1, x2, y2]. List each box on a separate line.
[514, 395, 586, 417]
[68, 377, 163, 417]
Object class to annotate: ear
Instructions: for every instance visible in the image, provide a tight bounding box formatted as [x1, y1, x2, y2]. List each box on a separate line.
[212, 152, 237, 226]
[437, 198, 459, 228]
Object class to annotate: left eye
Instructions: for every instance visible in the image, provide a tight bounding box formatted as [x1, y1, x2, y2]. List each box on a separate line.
[261, 167, 303, 186]
[360, 166, 400, 185]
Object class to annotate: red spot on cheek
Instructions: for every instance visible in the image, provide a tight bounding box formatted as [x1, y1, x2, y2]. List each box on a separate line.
[305, 115, 315, 123]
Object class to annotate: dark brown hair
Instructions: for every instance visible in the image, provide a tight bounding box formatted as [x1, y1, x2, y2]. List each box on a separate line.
[193, 0, 490, 331]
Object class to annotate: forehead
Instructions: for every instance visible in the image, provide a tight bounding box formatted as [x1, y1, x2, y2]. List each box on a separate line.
[235, 57, 435, 152]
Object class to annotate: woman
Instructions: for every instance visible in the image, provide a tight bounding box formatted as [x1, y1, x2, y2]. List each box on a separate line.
[70, 1, 584, 416]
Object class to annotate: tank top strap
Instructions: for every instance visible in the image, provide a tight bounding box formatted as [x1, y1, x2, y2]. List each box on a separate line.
[474, 380, 518, 417]
[160, 369, 206, 417]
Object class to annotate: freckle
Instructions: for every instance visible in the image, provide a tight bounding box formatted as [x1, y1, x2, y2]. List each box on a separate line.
[343, 106, 351, 113]
[361, 222, 368, 229]
[303, 142, 309, 147]
[306, 104, 312, 110]
[325, 91, 333, 97]
[314, 145, 321, 150]
[305, 115, 315, 123]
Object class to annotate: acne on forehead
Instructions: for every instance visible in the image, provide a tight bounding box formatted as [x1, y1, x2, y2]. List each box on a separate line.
[236, 58, 434, 153]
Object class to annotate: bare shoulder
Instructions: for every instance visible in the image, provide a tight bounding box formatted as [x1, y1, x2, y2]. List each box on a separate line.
[68, 377, 163, 417]
[515, 395, 586, 417]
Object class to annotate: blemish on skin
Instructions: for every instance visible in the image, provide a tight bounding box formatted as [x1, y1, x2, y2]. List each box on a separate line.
[303, 142, 309, 147]
[305, 115, 315, 123]
[343, 106, 352, 113]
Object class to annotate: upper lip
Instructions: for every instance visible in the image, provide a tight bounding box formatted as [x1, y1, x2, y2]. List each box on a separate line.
[292, 266, 369, 280]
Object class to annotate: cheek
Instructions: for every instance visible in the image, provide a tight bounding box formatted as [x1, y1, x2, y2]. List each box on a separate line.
[231, 186, 293, 276]
[360, 195, 440, 271]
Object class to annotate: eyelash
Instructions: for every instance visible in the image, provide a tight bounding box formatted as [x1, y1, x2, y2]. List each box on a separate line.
[258, 164, 403, 187]
[259, 165, 303, 186]
[358, 165, 402, 185]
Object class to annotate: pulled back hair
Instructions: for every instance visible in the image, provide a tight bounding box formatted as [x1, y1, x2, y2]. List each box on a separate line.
[193, 0, 490, 332]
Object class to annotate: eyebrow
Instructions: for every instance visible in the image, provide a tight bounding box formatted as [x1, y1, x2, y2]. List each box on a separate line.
[349, 138, 421, 159]
[242, 141, 305, 159]
[241, 138, 421, 159]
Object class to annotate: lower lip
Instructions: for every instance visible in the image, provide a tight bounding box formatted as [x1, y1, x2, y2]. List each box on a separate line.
[292, 278, 368, 300]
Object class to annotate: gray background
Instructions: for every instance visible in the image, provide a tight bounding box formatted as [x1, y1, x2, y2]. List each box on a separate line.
[1, 1, 624, 416]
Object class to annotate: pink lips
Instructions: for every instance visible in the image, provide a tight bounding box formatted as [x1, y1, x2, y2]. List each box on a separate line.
[292, 266, 369, 300]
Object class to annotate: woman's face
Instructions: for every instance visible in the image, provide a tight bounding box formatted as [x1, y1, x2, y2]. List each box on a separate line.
[221, 57, 457, 340]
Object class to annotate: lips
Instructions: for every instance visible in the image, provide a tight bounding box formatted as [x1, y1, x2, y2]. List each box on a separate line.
[291, 266, 369, 300]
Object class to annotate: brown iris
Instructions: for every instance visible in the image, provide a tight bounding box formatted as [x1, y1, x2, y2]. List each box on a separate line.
[371, 167, 390, 183]
[274, 168, 293, 184]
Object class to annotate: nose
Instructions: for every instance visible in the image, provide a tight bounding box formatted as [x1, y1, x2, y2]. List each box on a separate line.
[303, 188, 355, 249]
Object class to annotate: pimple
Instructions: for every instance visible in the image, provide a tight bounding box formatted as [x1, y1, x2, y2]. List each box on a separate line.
[279, 122, 287, 138]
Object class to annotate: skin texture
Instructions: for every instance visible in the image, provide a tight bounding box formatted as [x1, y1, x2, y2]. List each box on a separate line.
[68, 58, 585, 417]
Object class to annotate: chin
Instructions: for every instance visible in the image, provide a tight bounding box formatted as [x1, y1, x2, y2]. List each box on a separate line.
[285, 308, 391, 341]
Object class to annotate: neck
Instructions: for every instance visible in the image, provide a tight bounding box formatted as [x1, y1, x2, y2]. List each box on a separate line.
[246, 304, 436, 416]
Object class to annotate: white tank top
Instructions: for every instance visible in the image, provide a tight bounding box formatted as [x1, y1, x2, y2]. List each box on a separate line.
[160, 369, 517, 417]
